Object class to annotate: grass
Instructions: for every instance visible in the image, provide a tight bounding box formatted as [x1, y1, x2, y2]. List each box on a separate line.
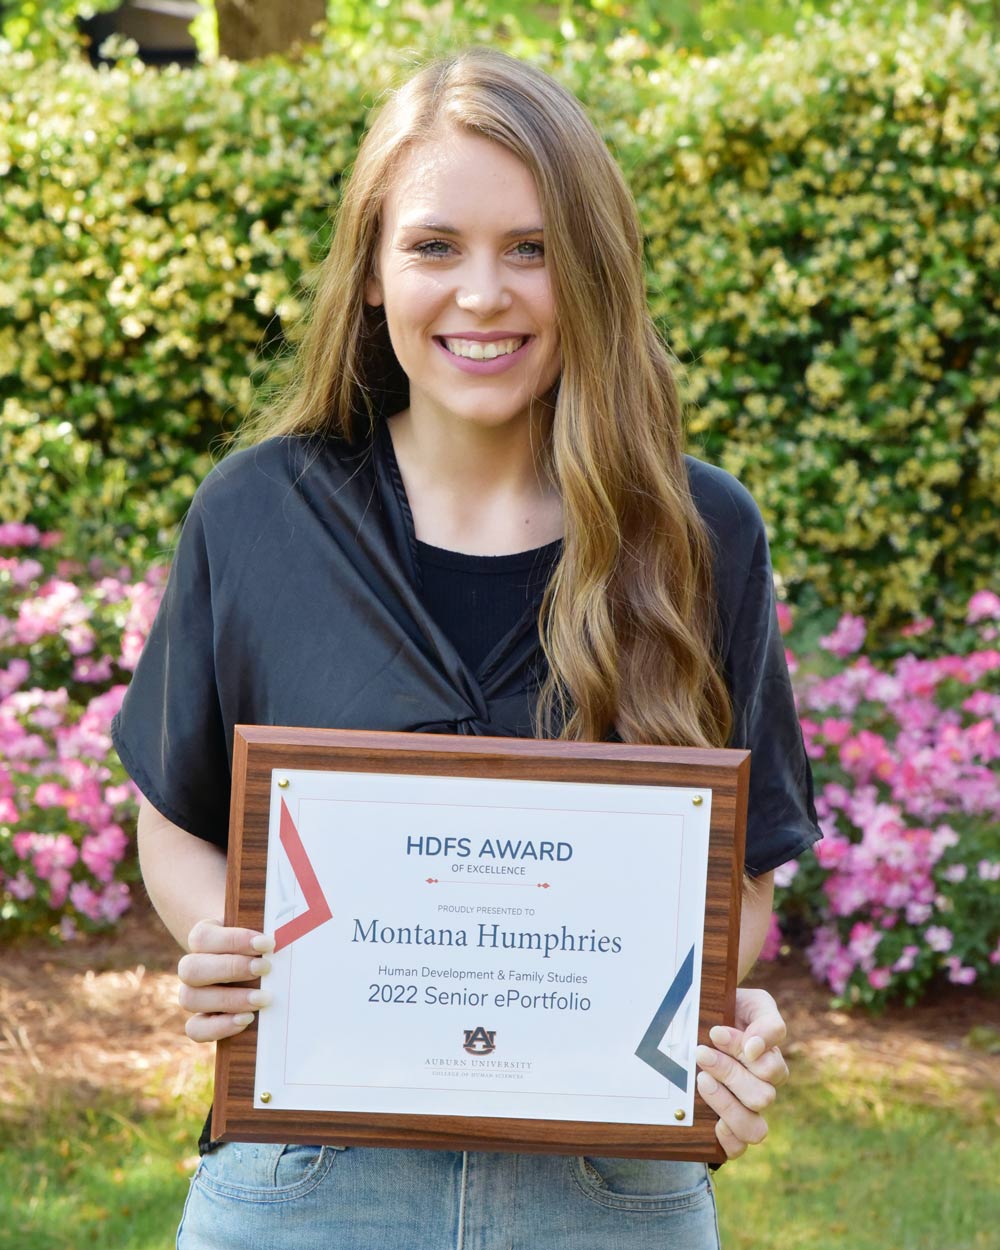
[0, 1106, 191, 1250]
[0, 1065, 212, 1250]
[715, 1066, 999, 1250]
[1, 1054, 996, 1249]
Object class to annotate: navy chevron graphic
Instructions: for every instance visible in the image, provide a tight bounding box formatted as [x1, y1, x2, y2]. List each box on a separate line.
[634, 944, 696, 1091]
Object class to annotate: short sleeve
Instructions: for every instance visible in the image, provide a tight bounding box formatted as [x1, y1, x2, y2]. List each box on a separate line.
[111, 491, 231, 849]
[686, 456, 821, 877]
[722, 513, 822, 876]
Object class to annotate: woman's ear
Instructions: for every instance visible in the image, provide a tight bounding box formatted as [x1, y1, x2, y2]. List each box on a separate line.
[365, 268, 383, 308]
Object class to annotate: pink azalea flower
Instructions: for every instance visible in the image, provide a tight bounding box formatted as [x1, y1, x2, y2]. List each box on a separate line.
[814, 829, 850, 870]
[820, 718, 853, 746]
[775, 602, 793, 635]
[12, 831, 36, 860]
[900, 617, 934, 638]
[0, 727, 48, 760]
[867, 968, 892, 990]
[906, 901, 933, 925]
[65, 623, 96, 656]
[757, 912, 782, 961]
[0, 522, 41, 547]
[967, 590, 1000, 624]
[0, 658, 30, 698]
[69, 880, 103, 922]
[98, 881, 131, 922]
[819, 613, 867, 658]
[924, 925, 953, 953]
[15, 579, 89, 645]
[6, 871, 36, 899]
[892, 945, 920, 973]
[848, 921, 882, 970]
[30, 833, 79, 879]
[47, 867, 72, 908]
[33, 781, 68, 808]
[81, 825, 128, 883]
[118, 581, 163, 671]
[104, 782, 138, 806]
[94, 577, 130, 604]
[73, 655, 115, 683]
[10, 558, 43, 586]
[944, 957, 977, 985]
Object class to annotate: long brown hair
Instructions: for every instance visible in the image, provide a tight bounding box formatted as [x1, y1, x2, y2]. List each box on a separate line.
[237, 48, 732, 749]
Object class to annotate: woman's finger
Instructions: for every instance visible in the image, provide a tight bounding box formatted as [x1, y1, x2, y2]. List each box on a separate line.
[696, 1069, 768, 1148]
[732, 988, 787, 1054]
[695, 1044, 778, 1114]
[715, 1116, 748, 1160]
[185, 1011, 257, 1044]
[177, 951, 271, 988]
[178, 983, 272, 1015]
[187, 918, 274, 956]
[708, 1026, 790, 1087]
[747, 1046, 789, 1089]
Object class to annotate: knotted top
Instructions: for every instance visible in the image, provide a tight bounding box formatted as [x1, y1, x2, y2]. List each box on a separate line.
[112, 425, 820, 875]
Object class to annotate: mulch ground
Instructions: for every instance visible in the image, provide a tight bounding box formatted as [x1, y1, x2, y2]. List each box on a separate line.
[2, 897, 998, 1124]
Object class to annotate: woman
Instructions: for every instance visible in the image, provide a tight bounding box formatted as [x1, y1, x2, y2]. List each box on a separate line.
[113, 47, 820, 1249]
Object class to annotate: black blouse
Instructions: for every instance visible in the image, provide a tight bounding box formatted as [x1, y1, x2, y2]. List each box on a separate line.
[415, 538, 562, 675]
[111, 425, 820, 877]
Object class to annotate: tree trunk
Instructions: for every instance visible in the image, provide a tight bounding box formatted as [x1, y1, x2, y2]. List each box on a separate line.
[215, 0, 326, 61]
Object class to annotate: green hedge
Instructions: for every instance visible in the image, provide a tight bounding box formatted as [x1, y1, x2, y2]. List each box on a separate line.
[1, 11, 997, 622]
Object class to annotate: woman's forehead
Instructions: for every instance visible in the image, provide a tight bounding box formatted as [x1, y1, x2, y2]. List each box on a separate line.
[382, 129, 541, 228]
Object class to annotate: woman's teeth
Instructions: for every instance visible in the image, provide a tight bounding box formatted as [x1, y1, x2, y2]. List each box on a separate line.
[442, 337, 526, 360]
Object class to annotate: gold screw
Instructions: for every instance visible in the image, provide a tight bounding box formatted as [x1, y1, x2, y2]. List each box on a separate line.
[692, 795, 703, 806]
[259, 1091, 272, 1104]
[674, 1109, 686, 1121]
[277, 778, 289, 789]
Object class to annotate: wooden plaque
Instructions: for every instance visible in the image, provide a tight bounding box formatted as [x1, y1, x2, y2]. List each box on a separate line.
[213, 728, 749, 1163]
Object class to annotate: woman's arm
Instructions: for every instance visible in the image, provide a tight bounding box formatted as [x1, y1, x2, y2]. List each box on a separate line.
[137, 796, 228, 947]
[138, 796, 274, 1042]
[695, 871, 791, 1159]
[738, 870, 776, 980]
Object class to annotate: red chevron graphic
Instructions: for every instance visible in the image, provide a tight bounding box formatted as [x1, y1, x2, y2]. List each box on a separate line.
[272, 798, 333, 953]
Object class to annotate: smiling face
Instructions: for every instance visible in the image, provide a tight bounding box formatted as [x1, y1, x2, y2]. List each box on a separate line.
[366, 129, 561, 437]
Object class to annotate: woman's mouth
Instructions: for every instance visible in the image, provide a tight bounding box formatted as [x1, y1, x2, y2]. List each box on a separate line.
[433, 335, 533, 374]
[439, 336, 528, 360]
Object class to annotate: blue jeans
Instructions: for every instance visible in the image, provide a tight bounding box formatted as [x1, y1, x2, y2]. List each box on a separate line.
[176, 1143, 721, 1249]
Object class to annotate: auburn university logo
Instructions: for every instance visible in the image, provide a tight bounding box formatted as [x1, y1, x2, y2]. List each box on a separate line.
[463, 1026, 497, 1055]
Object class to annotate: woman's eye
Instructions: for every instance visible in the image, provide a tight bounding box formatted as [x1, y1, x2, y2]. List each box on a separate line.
[414, 240, 453, 258]
[512, 240, 544, 259]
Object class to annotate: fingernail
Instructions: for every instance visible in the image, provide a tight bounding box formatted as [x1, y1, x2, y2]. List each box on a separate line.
[709, 1026, 732, 1047]
[744, 1036, 766, 1062]
[697, 1071, 719, 1095]
[695, 1044, 717, 1068]
[232, 1013, 254, 1027]
[247, 990, 272, 1008]
[250, 935, 275, 954]
[249, 958, 271, 976]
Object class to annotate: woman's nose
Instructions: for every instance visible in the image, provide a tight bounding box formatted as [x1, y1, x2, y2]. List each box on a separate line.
[455, 259, 513, 317]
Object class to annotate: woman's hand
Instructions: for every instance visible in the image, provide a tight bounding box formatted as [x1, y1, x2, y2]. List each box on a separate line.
[695, 987, 789, 1159]
[176, 919, 275, 1043]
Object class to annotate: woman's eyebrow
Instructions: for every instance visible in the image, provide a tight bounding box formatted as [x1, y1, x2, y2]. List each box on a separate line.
[399, 221, 544, 237]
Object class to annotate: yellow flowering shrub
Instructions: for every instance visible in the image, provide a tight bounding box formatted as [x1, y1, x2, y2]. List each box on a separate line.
[628, 12, 998, 625]
[0, 11, 996, 624]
